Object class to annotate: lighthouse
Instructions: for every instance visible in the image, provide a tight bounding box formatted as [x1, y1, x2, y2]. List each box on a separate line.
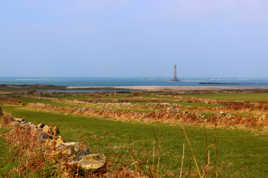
[172, 64, 179, 82]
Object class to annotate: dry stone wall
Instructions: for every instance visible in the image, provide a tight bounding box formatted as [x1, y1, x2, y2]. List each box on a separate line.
[0, 111, 106, 176]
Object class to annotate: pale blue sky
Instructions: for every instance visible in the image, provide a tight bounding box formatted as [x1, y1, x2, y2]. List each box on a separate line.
[1, 1, 268, 78]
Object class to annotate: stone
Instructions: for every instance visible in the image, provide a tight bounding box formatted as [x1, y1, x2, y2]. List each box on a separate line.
[79, 153, 106, 170]
[42, 125, 51, 134]
[64, 142, 80, 152]
[75, 144, 91, 161]
[75, 150, 91, 161]
[43, 125, 60, 136]
[1, 113, 107, 176]
[55, 136, 64, 147]
[28, 123, 36, 128]
[14, 118, 24, 122]
[58, 142, 80, 156]
[40, 132, 49, 140]
[37, 123, 45, 129]
[51, 126, 60, 136]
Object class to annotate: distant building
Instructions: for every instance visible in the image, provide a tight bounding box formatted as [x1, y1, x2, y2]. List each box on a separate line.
[171, 64, 179, 81]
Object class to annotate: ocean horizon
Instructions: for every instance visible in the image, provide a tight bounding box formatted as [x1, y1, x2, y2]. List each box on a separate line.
[1, 77, 268, 87]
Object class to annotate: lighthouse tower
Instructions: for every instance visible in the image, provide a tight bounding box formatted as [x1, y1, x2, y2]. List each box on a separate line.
[172, 64, 179, 82]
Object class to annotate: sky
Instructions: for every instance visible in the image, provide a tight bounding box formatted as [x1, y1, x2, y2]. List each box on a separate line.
[1, 1, 268, 78]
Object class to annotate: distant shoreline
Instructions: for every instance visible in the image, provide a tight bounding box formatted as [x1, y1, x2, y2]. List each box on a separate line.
[67, 86, 268, 91]
[2, 84, 268, 94]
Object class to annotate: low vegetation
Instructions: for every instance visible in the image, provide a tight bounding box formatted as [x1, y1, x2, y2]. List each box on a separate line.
[1, 87, 268, 177]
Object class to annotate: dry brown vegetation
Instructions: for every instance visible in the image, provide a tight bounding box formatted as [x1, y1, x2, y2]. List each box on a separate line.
[0, 114, 146, 177]
[25, 97, 268, 131]
[1, 90, 268, 177]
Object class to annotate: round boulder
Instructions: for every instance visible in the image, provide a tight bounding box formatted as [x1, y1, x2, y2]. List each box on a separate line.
[79, 153, 106, 171]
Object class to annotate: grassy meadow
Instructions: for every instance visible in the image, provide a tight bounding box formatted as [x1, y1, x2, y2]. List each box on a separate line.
[1, 89, 268, 177]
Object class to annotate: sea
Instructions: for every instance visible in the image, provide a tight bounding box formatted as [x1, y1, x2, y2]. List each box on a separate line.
[1, 77, 268, 87]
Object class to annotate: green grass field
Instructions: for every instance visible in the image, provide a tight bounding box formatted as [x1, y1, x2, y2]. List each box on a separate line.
[1, 92, 268, 177]
[183, 93, 268, 102]
[2, 105, 268, 177]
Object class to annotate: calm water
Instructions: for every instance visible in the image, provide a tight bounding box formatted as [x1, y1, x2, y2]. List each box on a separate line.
[1, 77, 268, 87]
[37, 89, 132, 93]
